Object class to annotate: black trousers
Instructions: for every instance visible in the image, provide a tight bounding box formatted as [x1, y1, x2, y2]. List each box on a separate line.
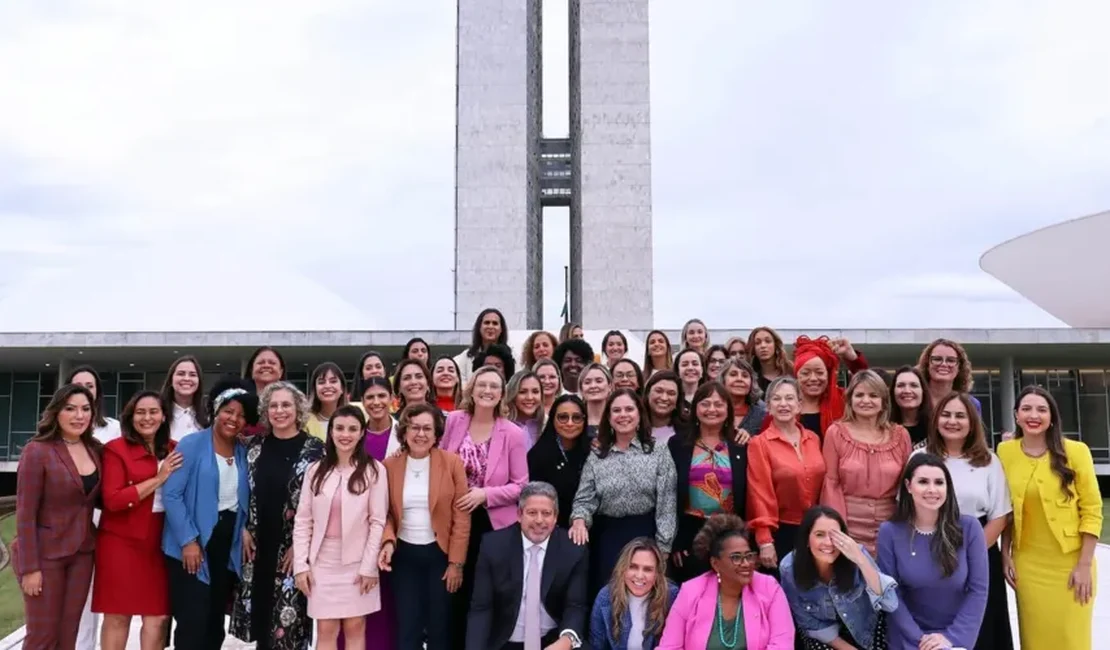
[166, 509, 237, 650]
[393, 540, 454, 650]
[453, 507, 492, 643]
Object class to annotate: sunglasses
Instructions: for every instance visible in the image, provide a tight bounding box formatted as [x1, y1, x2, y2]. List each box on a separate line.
[555, 412, 585, 424]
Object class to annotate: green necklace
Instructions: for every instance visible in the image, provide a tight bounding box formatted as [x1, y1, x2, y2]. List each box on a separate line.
[716, 593, 742, 648]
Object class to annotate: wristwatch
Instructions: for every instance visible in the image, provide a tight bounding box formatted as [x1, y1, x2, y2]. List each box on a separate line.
[559, 630, 582, 648]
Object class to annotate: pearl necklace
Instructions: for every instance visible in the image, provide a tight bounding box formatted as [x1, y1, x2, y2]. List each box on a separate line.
[910, 525, 935, 557]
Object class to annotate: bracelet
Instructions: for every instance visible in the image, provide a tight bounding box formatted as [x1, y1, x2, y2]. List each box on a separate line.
[451, 562, 465, 569]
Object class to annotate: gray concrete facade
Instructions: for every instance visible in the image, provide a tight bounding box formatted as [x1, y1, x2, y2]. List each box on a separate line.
[569, 0, 654, 329]
[454, 0, 544, 330]
[454, 0, 654, 331]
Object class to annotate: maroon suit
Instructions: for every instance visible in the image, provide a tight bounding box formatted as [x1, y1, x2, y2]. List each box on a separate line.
[14, 439, 102, 650]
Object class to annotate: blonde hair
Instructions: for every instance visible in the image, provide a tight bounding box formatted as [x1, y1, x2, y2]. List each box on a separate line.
[259, 381, 312, 431]
[505, 370, 546, 431]
[459, 366, 507, 417]
[680, 318, 710, 353]
[840, 370, 892, 430]
[607, 539, 671, 642]
[578, 362, 612, 396]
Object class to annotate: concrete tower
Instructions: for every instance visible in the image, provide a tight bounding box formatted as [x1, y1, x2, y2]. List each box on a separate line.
[454, 0, 654, 330]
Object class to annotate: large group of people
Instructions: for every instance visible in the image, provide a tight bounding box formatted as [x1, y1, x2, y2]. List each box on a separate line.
[11, 311, 1104, 650]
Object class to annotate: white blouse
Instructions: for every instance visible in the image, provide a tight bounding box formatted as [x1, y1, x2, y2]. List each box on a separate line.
[399, 456, 435, 545]
[170, 403, 202, 441]
[217, 454, 239, 512]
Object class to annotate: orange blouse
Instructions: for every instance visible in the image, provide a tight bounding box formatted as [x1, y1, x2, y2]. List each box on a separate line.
[745, 422, 826, 547]
[820, 421, 911, 554]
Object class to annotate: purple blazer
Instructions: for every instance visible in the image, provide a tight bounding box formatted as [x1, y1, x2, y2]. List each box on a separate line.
[440, 411, 529, 530]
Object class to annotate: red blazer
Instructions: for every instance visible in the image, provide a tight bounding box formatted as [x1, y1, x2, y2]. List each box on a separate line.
[13, 440, 102, 576]
[99, 437, 176, 541]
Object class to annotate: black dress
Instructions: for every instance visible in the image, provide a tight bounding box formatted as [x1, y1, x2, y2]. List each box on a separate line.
[251, 433, 307, 649]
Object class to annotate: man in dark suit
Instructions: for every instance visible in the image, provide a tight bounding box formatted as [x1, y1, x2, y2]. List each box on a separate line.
[466, 481, 588, 650]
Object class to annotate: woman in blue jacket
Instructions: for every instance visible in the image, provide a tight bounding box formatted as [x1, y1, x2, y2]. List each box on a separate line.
[590, 538, 679, 650]
[161, 379, 254, 650]
[780, 506, 898, 650]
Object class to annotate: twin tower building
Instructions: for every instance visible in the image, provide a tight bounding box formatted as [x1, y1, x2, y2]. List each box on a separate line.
[453, 0, 654, 330]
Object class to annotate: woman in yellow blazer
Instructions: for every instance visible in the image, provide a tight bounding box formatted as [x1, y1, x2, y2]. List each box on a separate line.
[998, 385, 1102, 650]
[378, 403, 471, 650]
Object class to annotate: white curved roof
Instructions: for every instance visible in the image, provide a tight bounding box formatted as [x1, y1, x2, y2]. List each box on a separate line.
[980, 210, 1110, 327]
[0, 250, 376, 333]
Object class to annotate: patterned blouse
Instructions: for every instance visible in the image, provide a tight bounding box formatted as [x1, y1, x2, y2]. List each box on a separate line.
[571, 437, 678, 552]
[457, 434, 491, 489]
[687, 441, 733, 517]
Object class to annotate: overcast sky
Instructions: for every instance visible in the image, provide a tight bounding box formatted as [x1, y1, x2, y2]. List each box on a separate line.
[1, 0, 1108, 333]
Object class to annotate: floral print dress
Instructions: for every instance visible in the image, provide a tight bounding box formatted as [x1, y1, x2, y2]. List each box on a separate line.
[230, 433, 325, 650]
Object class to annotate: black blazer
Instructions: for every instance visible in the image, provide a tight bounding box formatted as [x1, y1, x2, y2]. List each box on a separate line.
[466, 523, 589, 650]
[527, 434, 590, 530]
[668, 433, 749, 554]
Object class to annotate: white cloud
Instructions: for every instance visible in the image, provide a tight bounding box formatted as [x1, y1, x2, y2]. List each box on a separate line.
[0, 1, 1107, 332]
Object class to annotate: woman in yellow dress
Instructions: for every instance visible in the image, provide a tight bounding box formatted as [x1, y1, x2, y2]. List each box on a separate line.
[998, 385, 1102, 649]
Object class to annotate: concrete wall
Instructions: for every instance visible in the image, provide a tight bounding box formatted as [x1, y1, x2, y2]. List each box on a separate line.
[454, 0, 544, 330]
[569, 0, 654, 329]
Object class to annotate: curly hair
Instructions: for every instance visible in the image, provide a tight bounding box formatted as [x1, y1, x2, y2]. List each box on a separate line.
[916, 338, 973, 393]
[258, 380, 311, 431]
[692, 513, 753, 563]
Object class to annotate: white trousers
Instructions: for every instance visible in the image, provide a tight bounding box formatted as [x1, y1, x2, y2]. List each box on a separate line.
[76, 572, 99, 650]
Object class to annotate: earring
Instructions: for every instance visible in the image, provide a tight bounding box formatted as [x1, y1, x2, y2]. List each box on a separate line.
[716, 572, 721, 584]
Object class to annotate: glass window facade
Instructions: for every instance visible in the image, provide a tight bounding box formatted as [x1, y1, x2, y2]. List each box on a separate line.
[0, 357, 1106, 464]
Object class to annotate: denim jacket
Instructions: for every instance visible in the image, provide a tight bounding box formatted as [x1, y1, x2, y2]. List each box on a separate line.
[589, 582, 680, 650]
[780, 546, 898, 648]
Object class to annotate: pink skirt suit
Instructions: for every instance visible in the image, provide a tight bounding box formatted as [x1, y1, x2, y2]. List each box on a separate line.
[292, 461, 388, 620]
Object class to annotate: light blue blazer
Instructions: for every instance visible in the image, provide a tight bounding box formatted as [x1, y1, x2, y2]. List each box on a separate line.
[161, 428, 249, 585]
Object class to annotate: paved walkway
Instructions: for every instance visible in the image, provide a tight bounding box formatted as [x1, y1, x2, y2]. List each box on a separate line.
[4, 545, 1110, 648]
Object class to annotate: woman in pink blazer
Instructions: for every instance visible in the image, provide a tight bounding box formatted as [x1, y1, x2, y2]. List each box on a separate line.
[292, 405, 388, 650]
[658, 514, 795, 650]
[437, 365, 529, 641]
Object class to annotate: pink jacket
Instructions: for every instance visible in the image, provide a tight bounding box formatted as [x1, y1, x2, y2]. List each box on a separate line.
[439, 411, 529, 530]
[292, 460, 388, 600]
[657, 571, 795, 650]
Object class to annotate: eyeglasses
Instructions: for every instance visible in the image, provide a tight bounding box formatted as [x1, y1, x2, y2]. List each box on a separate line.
[929, 356, 959, 367]
[727, 552, 760, 566]
[556, 413, 585, 424]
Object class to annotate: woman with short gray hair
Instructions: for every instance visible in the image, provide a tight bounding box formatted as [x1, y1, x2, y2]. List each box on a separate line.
[231, 381, 325, 650]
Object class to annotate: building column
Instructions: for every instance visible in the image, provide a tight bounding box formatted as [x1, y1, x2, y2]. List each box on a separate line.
[1000, 356, 1016, 433]
[57, 358, 72, 386]
[240, 358, 249, 378]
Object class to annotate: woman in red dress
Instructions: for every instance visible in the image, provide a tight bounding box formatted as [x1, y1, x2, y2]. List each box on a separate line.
[93, 390, 184, 650]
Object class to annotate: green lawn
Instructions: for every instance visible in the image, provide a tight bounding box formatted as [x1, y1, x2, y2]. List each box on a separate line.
[0, 516, 22, 638]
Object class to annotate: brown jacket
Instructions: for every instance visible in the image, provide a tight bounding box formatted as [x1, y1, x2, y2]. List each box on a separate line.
[382, 448, 471, 564]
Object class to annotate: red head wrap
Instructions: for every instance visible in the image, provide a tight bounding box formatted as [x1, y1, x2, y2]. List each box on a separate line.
[793, 336, 845, 435]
